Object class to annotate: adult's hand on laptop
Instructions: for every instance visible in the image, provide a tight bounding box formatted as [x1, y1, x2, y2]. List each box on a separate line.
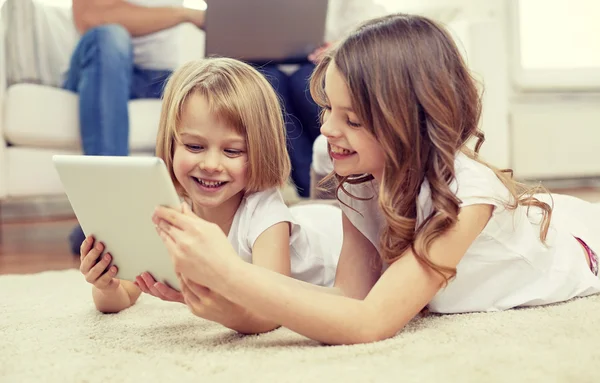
[134, 272, 184, 303]
[80, 236, 120, 291]
[308, 42, 333, 64]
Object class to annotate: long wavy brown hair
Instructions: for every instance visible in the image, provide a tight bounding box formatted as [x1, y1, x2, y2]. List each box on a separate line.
[310, 14, 552, 283]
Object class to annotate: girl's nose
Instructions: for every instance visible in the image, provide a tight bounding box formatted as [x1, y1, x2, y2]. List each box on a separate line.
[320, 117, 342, 138]
[199, 151, 223, 172]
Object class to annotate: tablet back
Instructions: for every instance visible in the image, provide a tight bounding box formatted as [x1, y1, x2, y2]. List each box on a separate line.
[53, 155, 181, 290]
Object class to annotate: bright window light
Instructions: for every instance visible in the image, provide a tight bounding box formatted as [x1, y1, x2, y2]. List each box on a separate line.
[518, 0, 600, 70]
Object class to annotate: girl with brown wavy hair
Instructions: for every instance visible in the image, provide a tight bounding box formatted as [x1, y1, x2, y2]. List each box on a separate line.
[153, 14, 600, 345]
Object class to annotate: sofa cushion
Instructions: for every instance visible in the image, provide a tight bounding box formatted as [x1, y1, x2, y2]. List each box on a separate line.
[4, 83, 162, 152]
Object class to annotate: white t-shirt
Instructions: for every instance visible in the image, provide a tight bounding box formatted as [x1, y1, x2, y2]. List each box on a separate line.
[125, 0, 183, 70]
[339, 151, 600, 313]
[59, 0, 183, 75]
[227, 188, 341, 287]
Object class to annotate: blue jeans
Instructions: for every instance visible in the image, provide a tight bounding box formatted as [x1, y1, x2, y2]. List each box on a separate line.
[63, 24, 171, 156]
[64, 25, 171, 254]
[257, 64, 321, 198]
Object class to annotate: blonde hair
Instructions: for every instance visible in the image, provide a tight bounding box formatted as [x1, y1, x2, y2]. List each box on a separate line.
[156, 58, 291, 194]
[311, 14, 552, 283]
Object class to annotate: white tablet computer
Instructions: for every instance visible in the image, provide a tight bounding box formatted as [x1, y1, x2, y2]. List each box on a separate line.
[53, 155, 182, 290]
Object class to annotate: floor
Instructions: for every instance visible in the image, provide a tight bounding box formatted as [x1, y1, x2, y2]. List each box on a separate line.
[2, 186, 600, 276]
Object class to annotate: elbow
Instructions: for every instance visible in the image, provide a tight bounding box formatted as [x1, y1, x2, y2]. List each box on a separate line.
[236, 325, 280, 336]
[95, 304, 125, 314]
[323, 327, 394, 346]
[339, 314, 406, 345]
[358, 326, 397, 344]
[337, 328, 393, 345]
[228, 319, 281, 335]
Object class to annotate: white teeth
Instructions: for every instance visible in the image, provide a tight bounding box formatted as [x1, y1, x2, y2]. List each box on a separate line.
[330, 144, 354, 155]
[196, 178, 225, 188]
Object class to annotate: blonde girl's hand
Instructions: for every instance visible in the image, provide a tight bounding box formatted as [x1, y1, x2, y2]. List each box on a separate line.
[79, 236, 120, 291]
[152, 202, 240, 290]
[134, 272, 184, 303]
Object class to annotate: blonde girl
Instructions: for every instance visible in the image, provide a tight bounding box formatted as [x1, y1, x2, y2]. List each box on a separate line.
[79, 58, 341, 334]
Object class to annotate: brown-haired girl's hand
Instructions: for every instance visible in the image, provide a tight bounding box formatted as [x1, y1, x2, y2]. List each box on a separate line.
[178, 275, 248, 328]
[152, 202, 239, 291]
[134, 272, 184, 303]
[79, 236, 120, 291]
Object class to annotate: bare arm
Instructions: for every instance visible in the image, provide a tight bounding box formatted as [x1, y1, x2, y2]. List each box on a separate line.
[225, 222, 291, 334]
[205, 205, 493, 344]
[92, 280, 142, 313]
[72, 0, 205, 37]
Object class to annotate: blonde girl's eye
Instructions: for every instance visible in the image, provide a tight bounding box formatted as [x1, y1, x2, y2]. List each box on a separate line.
[224, 149, 244, 157]
[185, 144, 203, 152]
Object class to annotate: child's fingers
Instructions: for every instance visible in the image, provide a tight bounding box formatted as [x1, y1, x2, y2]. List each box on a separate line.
[94, 265, 118, 290]
[79, 236, 94, 261]
[155, 205, 210, 231]
[181, 201, 195, 216]
[84, 252, 112, 284]
[186, 279, 211, 297]
[155, 219, 180, 240]
[182, 282, 203, 308]
[141, 273, 170, 301]
[106, 277, 120, 291]
[153, 206, 189, 230]
[155, 221, 191, 251]
[79, 241, 105, 274]
[141, 273, 162, 297]
[135, 276, 151, 294]
[182, 277, 210, 300]
[154, 282, 183, 302]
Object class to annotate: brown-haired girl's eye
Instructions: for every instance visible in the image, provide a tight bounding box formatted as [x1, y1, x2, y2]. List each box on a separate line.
[346, 119, 362, 128]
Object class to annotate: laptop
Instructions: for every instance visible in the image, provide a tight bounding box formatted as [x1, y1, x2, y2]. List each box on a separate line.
[204, 0, 329, 64]
[53, 155, 182, 290]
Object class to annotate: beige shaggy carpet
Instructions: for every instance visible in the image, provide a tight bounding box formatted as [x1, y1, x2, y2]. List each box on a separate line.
[1, 270, 599, 383]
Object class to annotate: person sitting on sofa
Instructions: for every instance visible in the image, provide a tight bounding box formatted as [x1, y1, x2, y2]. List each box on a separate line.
[65, 0, 205, 255]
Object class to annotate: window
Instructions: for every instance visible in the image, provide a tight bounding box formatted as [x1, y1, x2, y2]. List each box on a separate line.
[510, 0, 600, 91]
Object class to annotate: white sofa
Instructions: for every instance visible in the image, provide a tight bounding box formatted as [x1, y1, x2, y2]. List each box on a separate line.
[0, 6, 205, 200]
